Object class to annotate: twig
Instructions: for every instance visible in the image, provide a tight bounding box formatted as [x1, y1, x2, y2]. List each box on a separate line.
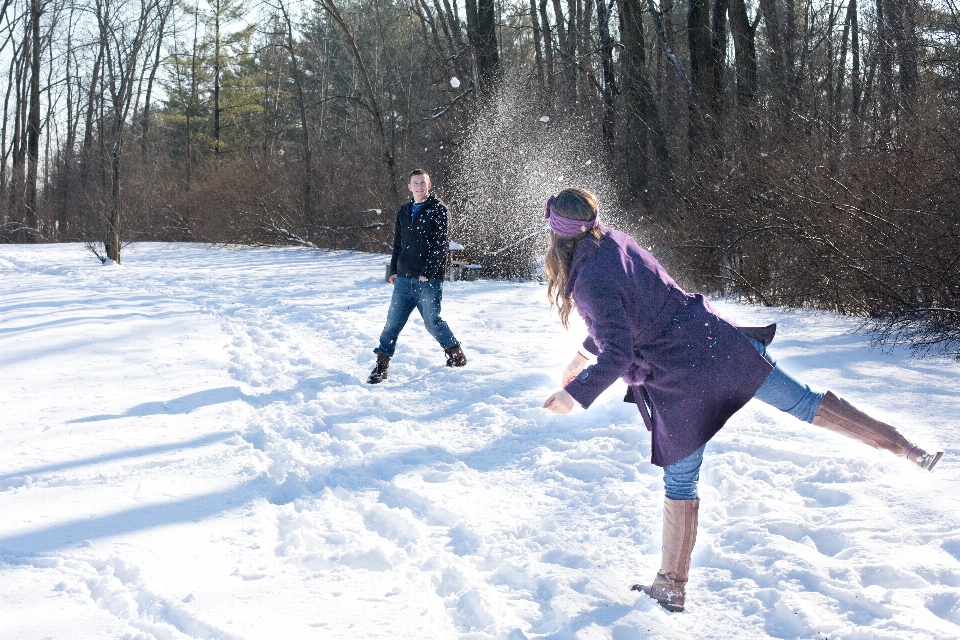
[646, 0, 693, 95]
[486, 227, 548, 256]
[424, 87, 473, 120]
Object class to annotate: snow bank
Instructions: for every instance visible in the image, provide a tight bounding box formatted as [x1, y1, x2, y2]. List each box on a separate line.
[2, 243, 959, 639]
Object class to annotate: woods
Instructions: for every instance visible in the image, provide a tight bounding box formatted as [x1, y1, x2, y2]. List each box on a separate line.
[0, 0, 958, 354]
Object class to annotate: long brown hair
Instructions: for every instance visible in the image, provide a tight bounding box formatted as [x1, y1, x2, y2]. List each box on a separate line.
[544, 188, 602, 329]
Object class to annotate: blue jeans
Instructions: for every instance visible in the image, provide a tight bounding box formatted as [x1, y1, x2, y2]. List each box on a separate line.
[747, 336, 823, 423]
[663, 443, 707, 501]
[661, 336, 824, 500]
[374, 277, 458, 357]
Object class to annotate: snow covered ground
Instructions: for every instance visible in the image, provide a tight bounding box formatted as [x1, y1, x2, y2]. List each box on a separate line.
[2, 242, 960, 640]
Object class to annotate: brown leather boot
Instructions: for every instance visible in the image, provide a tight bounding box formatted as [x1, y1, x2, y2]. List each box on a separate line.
[632, 497, 699, 612]
[814, 391, 943, 470]
[444, 342, 467, 367]
[367, 354, 390, 384]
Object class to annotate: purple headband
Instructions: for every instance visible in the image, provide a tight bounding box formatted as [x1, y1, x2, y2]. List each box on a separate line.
[544, 194, 598, 236]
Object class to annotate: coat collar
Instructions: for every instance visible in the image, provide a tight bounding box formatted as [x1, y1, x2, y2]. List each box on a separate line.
[405, 193, 438, 211]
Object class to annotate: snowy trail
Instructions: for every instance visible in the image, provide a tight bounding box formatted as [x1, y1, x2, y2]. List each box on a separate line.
[3, 243, 960, 639]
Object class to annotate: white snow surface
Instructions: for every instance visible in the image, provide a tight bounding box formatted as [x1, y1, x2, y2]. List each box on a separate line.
[3, 242, 960, 640]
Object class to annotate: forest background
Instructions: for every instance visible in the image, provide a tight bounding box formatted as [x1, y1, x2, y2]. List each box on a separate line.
[0, 0, 958, 355]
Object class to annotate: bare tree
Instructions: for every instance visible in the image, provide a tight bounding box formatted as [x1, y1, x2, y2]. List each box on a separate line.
[316, 0, 399, 204]
[92, 0, 162, 262]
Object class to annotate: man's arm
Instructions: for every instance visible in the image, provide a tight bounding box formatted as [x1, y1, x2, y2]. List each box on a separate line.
[422, 203, 448, 279]
[389, 208, 402, 277]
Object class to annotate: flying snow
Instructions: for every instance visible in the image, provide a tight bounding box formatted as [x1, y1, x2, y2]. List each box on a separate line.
[448, 72, 617, 278]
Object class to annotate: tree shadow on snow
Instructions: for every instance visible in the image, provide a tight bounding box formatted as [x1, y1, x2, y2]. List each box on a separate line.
[0, 431, 235, 483]
[68, 373, 357, 423]
[0, 479, 262, 556]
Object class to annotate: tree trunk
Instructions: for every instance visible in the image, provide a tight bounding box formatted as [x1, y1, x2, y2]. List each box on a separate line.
[141, 0, 171, 153]
[550, 0, 570, 98]
[581, 0, 594, 98]
[440, 0, 464, 46]
[619, 0, 669, 194]
[710, 0, 729, 139]
[10, 35, 27, 220]
[889, 0, 918, 111]
[901, 0, 919, 103]
[557, 0, 580, 99]
[278, 0, 313, 219]
[849, 0, 861, 146]
[758, 0, 788, 129]
[728, 0, 757, 120]
[81, 40, 103, 190]
[214, 0, 222, 160]
[187, 0, 199, 190]
[785, 0, 796, 102]
[833, 0, 853, 142]
[96, 0, 152, 263]
[476, 0, 500, 91]
[24, 0, 43, 240]
[566, 0, 579, 100]
[596, 0, 615, 147]
[0, 39, 22, 210]
[530, 0, 545, 89]
[538, 0, 555, 94]
[877, 0, 893, 143]
[688, 0, 713, 154]
[109, 142, 120, 261]
[64, 5, 77, 156]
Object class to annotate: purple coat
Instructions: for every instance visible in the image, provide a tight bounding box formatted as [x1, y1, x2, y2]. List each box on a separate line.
[563, 227, 774, 467]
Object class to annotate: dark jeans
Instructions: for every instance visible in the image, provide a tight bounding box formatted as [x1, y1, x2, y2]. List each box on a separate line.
[662, 336, 824, 500]
[374, 277, 458, 357]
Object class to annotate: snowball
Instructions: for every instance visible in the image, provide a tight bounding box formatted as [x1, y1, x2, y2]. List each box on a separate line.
[539, 116, 550, 122]
[450, 77, 460, 88]
[449, 241, 464, 251]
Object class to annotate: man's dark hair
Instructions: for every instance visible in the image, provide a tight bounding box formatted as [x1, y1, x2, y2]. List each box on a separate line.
[409, 168, 430, 181]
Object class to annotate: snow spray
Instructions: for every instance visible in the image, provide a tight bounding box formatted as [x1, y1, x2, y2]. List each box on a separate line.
[448, 75, 620, 279]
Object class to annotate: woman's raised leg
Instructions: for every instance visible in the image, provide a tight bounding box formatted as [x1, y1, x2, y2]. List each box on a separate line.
[747, 335, 942, 470]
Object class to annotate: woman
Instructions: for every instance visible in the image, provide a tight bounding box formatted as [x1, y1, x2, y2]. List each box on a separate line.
[540, 188, 942, 613]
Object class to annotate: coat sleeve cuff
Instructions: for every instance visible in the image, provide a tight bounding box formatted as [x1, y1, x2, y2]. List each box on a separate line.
[564, 376, 601, 409]
[579, 336, 599, 359]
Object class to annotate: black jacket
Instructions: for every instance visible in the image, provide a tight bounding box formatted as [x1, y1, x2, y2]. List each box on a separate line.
[390, 193, 448, 281]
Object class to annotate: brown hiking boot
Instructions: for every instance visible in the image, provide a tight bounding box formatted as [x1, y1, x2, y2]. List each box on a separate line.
[813, 391, 943, 471]
[444, 343, 467, 367]
[632, 497, 699, 612]
[367, 354, 390, 384]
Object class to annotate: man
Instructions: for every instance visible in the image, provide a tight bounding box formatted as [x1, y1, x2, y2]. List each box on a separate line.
[368, 169, 466, 384]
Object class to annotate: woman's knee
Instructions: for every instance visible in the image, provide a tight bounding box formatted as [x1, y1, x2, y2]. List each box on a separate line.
[663, 481, 699, 501]
[662, 445, 705, 500]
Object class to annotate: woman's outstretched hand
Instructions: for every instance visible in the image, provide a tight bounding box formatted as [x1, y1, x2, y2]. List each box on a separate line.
[543, 389, 575, 414]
